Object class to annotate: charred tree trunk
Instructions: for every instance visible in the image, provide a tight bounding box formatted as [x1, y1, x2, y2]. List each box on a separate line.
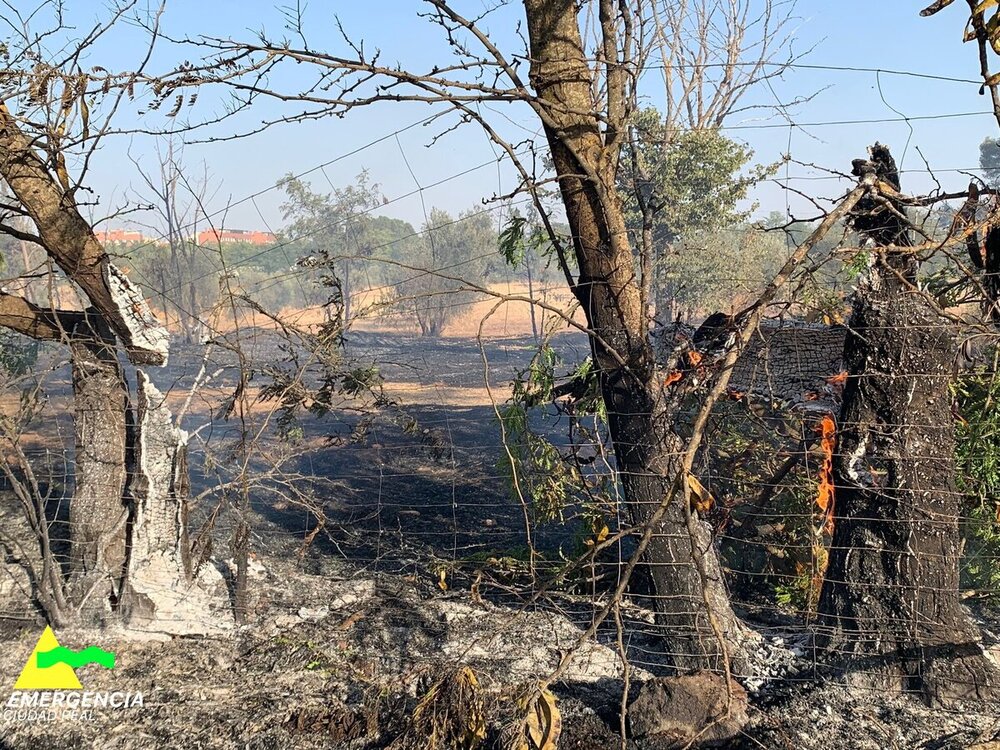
[120, 372, 229, 634]
[819, 144, 999, 706]
[68, 313, 129, 614]
[0, 99, 228, 631]
[524, 0, 743, 669]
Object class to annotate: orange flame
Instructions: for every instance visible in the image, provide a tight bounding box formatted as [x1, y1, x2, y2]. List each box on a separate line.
[815, 414, 836, 535]
[825, 371, 848, 387]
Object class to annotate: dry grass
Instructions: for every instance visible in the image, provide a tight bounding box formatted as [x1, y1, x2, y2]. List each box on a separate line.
[150, 282, 583, 340]
[390, 665, 487, 750]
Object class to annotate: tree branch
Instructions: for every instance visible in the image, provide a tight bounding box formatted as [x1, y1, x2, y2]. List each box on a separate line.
[0, 292, 84, 340]
[0, 101, 169, 364]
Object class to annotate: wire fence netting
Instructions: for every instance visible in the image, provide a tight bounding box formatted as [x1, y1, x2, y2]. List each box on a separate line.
[4, 71, 1000, 748]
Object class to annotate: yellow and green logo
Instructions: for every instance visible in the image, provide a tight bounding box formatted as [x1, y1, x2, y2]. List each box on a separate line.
[13, 627, 115, 690]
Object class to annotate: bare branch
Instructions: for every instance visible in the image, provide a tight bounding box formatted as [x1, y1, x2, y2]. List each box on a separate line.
[0, 291, 83, 340]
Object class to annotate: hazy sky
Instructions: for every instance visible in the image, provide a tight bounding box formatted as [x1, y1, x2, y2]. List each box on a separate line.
[18, 1, 1000, 236]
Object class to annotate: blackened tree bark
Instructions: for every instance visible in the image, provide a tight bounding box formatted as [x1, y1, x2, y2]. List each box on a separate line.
[819, 144, 1000, 705]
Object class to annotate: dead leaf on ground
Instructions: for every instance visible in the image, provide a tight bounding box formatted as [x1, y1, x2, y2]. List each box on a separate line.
[505, 684, 561, 750]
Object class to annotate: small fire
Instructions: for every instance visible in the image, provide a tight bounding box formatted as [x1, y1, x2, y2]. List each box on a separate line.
[825, 371, 848, 387]
[815, 414, 836, 535]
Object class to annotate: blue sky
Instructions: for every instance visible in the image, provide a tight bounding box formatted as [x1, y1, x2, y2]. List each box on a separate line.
[15, 1, 1000, 234]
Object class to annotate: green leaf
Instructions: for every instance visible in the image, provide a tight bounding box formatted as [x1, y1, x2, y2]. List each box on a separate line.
[499, 213, 528, 268]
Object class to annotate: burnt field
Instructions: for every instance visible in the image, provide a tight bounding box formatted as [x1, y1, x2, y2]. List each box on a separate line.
[5, 333, 1000, 750]
[243, 330, 597, 570]
[2, 330, 598, 577]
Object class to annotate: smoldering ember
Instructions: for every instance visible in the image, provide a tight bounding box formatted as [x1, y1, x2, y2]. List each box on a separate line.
[2, 1, 1000, 749]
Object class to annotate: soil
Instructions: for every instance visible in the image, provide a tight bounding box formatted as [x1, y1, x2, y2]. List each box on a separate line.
[0, 540, 998, 750]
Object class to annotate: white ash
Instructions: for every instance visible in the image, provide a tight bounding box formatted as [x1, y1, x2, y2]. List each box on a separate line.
[106, 264, 170, 365]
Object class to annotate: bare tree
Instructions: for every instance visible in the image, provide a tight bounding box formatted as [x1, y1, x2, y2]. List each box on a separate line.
[131, 138, 217, 343]
[0, 3, 221, 629]
[629, 0, 805, 320]
[652, 0, 805, 131]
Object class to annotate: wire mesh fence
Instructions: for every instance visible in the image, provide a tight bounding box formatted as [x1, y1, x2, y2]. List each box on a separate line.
[3, 46, 1000, 747]
[2, 274, 999, 677]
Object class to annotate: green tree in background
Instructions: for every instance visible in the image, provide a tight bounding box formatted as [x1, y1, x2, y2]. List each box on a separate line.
[620, 108, 776, 320]
[981, 137, 1000, 187]
[665, 226, 788, 315]
[278, 171, 382, 322]
[361, 216, 422, 287]
[398, 208, 496, 336]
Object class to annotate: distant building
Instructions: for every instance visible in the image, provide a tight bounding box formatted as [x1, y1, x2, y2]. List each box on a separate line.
[196, 228, 277, 247]
[97, 227, 278, 248]
[97, 229, 147, 245]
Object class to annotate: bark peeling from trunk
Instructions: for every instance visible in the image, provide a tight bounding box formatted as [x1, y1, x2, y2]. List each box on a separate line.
[106, 266, 171, 366]
[121, 372, 230, 635]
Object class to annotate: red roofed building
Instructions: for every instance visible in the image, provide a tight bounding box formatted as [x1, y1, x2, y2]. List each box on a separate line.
[196, 229, 277, 247]
[98, 229, 147, 245]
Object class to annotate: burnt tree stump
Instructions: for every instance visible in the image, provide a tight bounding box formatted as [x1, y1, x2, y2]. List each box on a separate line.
[818, 143, 1000, 706]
